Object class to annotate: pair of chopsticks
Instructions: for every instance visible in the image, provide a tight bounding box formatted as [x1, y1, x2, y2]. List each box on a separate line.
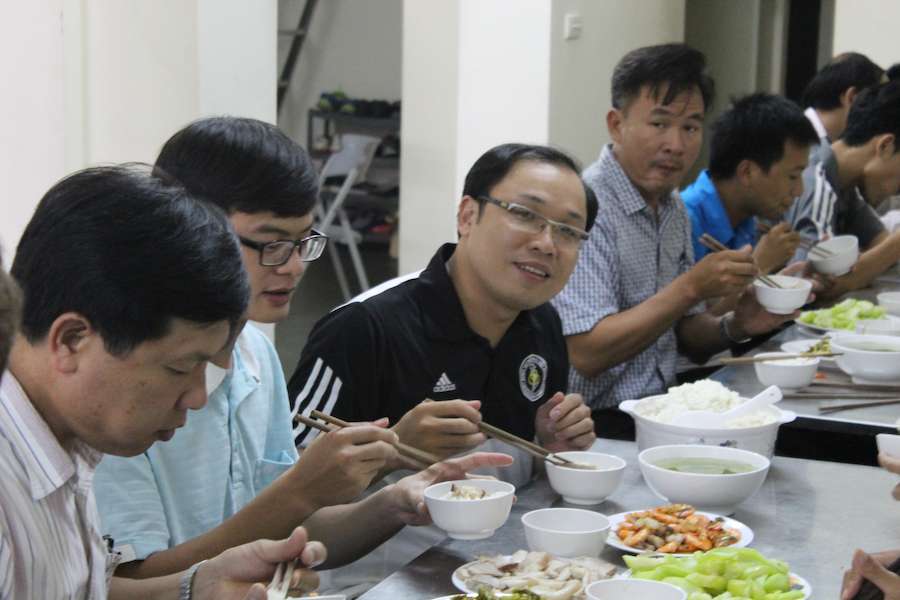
[293, 411, 440, 471]
[421, 399, 574, 467]
[819, 398, 900, 413]
[811, 381, 900, 393]
[718, 352, 841, 364]
[755, 221, 836, 259]
[697, 234, 783, 289]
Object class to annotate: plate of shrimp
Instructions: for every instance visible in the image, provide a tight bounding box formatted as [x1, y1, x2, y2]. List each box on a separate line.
[606, 504, 753, 555]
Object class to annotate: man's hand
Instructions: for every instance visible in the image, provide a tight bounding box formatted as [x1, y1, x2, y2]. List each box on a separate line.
[391, 400, 487, 463]
[728, 262, 816, 340]
[841, 548, 900, 600]
[535, 392, 595, 453]
[193, 526, 326, 600]
[291, 419, 398, 508]
[685, 245, 758, 302]
[753, 223, 801, 274]
[386, 452, 515, 527]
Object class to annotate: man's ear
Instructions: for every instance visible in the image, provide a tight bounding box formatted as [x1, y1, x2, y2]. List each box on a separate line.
[607, 108, 624, 143]
[735, 159, 757, 186]
[842, 86, 859, 109]
[457, 195, 480, 237]
[875, 133, 896, 157]
[47, 313, 95, 374]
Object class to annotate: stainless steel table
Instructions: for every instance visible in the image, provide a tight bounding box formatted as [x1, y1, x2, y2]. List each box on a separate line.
[359, 438, 900, 600]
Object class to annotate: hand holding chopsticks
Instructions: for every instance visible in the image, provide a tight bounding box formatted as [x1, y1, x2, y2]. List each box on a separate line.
[698, 234, 784, 289]
[755, 221, 835, 259]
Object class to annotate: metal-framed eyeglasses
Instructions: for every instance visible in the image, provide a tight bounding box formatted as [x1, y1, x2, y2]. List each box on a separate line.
[478, 196, 589, 249]
[238, 229, 329, 266]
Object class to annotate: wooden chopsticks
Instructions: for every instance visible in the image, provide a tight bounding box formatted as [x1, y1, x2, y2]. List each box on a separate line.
[754, 221, 836, 259]
[698, 234, 784, 289]
[422, 399, 573, 467]
[785, 392, 899, 399]
[811, 381, 900, 393]
[293, 412, 436, 471]
[819, 398, 900, 413]
[718, 352, 840, 364]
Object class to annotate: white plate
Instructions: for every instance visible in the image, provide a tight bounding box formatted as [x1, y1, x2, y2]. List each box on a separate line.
[618, 570, 810, 599]
[795, 315, 900, 335]
[780, 338, 838, 361]
[605, 510, 753, 554]
[454, 555, 605, 596]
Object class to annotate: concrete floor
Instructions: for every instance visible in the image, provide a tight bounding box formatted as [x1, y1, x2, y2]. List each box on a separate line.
[274, 242, 398, 377]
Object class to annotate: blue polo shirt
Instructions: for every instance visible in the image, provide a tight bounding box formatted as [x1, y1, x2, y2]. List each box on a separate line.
[682, 170, 755, 260]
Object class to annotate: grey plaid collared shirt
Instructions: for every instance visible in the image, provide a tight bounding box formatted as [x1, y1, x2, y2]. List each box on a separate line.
[552, 144, 702, 410]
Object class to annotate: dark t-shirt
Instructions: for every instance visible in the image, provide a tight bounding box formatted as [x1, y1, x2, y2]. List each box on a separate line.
[288, 243, 569, 446]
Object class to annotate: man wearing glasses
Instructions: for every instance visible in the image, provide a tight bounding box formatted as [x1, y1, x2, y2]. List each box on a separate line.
[288, 143, 598, 596]
[94, 118, 512, 584]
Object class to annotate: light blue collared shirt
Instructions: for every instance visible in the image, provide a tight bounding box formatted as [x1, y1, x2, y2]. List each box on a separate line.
[94, 324, 297, 561]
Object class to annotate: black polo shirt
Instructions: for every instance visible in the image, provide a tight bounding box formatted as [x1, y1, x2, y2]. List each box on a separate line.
[288, 243, 570, 447]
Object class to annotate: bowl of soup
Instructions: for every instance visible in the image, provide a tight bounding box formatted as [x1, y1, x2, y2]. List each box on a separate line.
[831, 334, 900, 384]
[545, 451, 627, 505]
[638, 445, 770, 515]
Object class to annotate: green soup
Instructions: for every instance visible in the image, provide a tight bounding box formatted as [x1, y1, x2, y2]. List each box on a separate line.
[842, 342, 900, 352]
[652, 457, 758, 475]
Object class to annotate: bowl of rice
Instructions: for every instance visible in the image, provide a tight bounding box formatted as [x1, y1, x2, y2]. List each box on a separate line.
[424, 479, 515, 539]
[618, 380, 796, 458]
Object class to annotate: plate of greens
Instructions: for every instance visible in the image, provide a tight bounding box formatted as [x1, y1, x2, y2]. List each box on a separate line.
[795, 299, 894, 334]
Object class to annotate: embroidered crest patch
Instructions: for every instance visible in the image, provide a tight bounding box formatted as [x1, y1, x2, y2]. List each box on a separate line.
[518, 354, 547, 402]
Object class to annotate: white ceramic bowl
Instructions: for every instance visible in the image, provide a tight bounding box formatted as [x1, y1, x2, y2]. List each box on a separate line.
[545, 451, 626, 505]
[855, 319, 900, 336]
[423, 479, 515, 539]
[878, 292, 900, 317]
[877, 433, 900, 458]
[586, 578, 687, 600]
[753, 352, 819, 392]
[808, 235, 859, 275]
[619, 397, 796, 459]
[521, 508, 610, 558]
[831, 334, 900, 384]
[753, 276, 813, 315]
[638, 445, 770, 515]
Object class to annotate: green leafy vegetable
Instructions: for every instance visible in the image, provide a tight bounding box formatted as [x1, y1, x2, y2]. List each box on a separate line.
[798, 299, 887, 330]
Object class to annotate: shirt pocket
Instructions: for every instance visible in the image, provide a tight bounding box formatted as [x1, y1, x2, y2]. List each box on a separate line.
[253, 450, 295, 490]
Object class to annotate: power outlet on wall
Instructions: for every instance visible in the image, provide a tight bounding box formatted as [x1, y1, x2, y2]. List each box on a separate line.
[564, 13, 582, 40]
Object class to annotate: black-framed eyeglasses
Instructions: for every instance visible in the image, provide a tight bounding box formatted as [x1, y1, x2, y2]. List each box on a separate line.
[478, 196, 589, 248]
[238, 229, 329, 266]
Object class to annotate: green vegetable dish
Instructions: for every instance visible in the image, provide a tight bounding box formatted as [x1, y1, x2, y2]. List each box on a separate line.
[624, 547, 807, 600]
[798, 298, 886, 330]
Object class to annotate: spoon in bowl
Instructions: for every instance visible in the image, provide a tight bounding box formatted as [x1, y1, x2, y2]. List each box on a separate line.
[669, 385, 783, 429]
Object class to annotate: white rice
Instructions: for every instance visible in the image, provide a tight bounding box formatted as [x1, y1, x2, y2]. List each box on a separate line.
[636, 380, 777, 428]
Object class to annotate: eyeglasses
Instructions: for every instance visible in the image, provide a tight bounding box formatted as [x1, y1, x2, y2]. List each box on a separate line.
[238, 229, 328, 266]
[478, 197, 589, 249]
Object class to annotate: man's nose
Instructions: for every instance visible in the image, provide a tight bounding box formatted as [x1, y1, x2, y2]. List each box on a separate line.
[275, 247, 308, 278]
[179, 369, 209, 411]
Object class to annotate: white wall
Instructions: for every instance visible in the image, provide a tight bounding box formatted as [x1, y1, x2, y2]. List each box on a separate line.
[0, 0, 66, 263]
[833, 0, 900, 69]
[277, 0, 402, 146]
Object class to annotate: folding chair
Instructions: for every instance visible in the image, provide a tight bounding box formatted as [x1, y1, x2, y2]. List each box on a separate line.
[315, 133, 382, 302]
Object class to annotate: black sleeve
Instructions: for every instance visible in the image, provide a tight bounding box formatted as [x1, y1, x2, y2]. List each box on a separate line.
[287, 303, 383, 447]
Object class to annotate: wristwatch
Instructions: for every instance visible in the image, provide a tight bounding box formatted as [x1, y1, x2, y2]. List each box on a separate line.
[179, 560, 206, 600]
[720, 311, 752, 345]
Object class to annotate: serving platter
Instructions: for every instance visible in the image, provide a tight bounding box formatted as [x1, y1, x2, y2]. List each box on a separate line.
[605, 510, 753, 555]
[794, 314, 900, 335]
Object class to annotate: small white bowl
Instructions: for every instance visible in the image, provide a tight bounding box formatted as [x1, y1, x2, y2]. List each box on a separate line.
[586, 578, 687, 600]
[878, 292, 900, 317]
[808, 235, 859, 275]
[638, 445, 770, 515]
[545, 451, 626, 505]
[831, 334, 900, 384]
[753, 351, 819, 392]
[521, 508, 610, 558]
[423, 479, 515, 539]
[877, 433, 900, 458]
[855, 319, 900, 336]
[753, 276, 813, 315]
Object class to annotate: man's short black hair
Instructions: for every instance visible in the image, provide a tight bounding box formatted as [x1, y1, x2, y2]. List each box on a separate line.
[611, 43, 716, 114]
[888, 63, 900, 82]
[155, 116, 318, 218]
[0, 266, 20, 374]
[462, 143, 599, 232]
[801, 52, 885, 111]
[708, 93, 819, 180]
[842, 81, 900, 149]
[12, 164, 250, 356]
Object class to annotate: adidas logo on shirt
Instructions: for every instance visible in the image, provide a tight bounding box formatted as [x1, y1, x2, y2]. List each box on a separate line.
[433, 372, 456, 393]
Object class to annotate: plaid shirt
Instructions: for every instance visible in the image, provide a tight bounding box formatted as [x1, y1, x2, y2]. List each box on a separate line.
[553, 145, 701, 409]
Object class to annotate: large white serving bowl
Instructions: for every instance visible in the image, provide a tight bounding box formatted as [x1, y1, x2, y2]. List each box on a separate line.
[638, 445, 770, 515]
[545, 451, 626, 505]
[521, 508, 610, 558]
[878, 292, 900, 317]
[619, 397, 796, 459]
[831, 334, 900, 384]
[807, 235, 859, 275]
[877, 433, 900, 458]
[855, 319, 900, 336]
[423, 480, 515, 539]
[753, 276, 813, 315]
[586, 578, 687, 600]
[753, 352, 819, 392]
